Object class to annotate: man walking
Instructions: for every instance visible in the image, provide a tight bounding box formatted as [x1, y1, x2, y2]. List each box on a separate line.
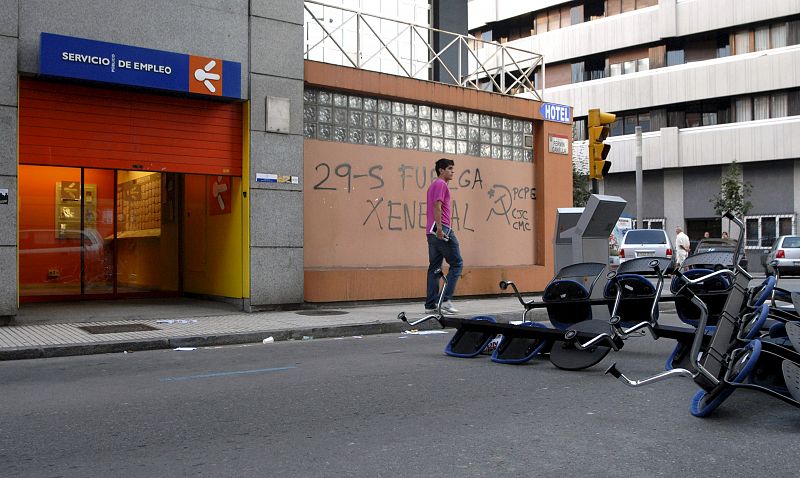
[675, 226, 690, 266]
[425, 158, 463, 315]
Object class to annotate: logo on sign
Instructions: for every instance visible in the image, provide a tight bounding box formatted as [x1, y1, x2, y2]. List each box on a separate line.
[209, 176, 231, 215]
[540, 103, 571, 124]
[190, 56, 222, 96]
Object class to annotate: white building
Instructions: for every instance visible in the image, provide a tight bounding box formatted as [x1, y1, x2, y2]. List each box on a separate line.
[469, 0, 800, 270]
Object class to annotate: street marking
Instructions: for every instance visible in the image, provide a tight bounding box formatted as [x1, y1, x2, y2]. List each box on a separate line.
[160, 366, 297, 382]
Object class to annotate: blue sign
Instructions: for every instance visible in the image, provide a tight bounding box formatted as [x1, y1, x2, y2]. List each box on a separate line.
[40, 33, 241, 99]
[539, 102, 571, 123]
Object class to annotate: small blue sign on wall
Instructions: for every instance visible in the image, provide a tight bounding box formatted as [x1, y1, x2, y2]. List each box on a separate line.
[539, 102, 571, 124]
[40, 33, 241, 99]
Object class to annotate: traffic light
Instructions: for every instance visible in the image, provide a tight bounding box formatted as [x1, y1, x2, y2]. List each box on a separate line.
[588, 108, 616, 180]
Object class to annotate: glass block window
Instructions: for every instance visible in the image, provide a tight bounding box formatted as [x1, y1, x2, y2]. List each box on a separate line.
[303, 88, 534, 162]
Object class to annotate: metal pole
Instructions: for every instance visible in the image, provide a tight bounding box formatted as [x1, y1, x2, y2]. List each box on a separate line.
[458, 36, 462, 85]
[591, 178, 598, 195]
[356, 13, 361, 69]
[500, 48, 506, 93]
[409, 26, 413, 77]
[635, 126, 643, 228]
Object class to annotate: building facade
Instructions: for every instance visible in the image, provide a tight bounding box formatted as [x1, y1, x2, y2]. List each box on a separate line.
[1, 0, 303, 316]
[0, 1, 572, 318]
[469, 0, 800, 269]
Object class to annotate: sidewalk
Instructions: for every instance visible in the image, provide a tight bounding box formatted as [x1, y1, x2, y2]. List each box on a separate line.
[0, 296, 544, 361]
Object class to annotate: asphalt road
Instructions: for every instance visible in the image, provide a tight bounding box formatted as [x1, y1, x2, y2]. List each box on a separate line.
[1, 321, 799, 478]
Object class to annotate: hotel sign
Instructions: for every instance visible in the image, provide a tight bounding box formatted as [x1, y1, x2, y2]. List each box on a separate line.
[39, 32, 241, 99]
[540, 102, 571, 124]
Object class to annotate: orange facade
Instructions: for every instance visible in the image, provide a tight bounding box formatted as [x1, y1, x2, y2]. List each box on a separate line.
[303, 61, 573, 302]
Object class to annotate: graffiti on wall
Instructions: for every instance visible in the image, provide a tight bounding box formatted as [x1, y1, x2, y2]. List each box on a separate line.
[310, 161, 536, 234]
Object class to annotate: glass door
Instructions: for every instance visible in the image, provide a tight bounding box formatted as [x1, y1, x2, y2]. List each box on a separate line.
[82, 169, 115, 295]
[115, 171, 180, 293]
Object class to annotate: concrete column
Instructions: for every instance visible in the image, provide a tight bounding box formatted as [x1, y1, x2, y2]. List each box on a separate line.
[720, 163, 745, 238]
[0, 0, 19, 318]
[248, 2, 305, 308]
[663, 168, 684, 231]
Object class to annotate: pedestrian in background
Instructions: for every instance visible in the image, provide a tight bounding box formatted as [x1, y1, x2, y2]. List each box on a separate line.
[703, 231, 710, 239]
[675, 226, 690, 265]
[722, 231, 729, 239]
[424, 158, 462, 315]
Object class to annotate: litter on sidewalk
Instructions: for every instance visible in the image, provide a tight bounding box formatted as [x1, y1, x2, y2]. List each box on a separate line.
[402, 330, 448, 335]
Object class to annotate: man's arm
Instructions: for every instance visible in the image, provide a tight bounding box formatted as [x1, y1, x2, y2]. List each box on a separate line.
[680, 236, 690, 252]
[434, 200, 444, 240]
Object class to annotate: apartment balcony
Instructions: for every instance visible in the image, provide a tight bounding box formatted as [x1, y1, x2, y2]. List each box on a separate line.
[544, 44, 800, 117]
[574, 116, 800, 174]
[481, 0, 799, 66]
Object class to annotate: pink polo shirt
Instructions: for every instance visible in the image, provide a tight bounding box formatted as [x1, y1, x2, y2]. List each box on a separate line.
[426, 178, 451, 234]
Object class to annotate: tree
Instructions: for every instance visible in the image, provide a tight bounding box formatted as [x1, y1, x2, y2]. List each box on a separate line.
[710, 160, 752, 220]
[573, 164, 591, 207]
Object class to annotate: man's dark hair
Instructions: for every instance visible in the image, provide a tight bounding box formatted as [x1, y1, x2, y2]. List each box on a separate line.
[435, 158, 454, 176]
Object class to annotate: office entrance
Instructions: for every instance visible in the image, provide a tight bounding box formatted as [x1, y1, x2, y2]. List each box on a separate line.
[18, 78, 245, 302]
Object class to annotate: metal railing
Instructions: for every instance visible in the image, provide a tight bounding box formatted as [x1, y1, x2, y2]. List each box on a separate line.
[303, 1, 544, 100]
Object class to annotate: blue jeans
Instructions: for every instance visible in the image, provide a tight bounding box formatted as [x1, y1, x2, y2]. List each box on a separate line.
[425, 232, 463, 309]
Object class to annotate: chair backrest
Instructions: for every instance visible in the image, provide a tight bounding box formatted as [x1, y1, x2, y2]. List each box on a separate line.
[681, 251, 735, 270]
[616, 257, 673, 275]
[670, 268, 732, 327]
[603, 273, 658, 326]
[554, 262, 607, 280]
[542, 262, 608, 330]
[543, 280, 592, 330]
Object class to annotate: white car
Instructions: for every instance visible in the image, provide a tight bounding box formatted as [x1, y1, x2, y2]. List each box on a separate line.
[618, 229, 673, 265]
[765, 235, 800, 276]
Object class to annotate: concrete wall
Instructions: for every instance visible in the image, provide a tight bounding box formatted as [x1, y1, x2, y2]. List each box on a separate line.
[601, 170, 664, 220]
[642, 170, 664, 219]
[0, 0, 18, 316]
[248, 1, 305, 308]
[744, 160, 795, 216]
[683, 165, 721, 219]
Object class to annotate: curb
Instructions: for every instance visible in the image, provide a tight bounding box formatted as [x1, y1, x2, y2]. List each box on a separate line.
[0, 305, 678, 361]
[0, 320, 435, 361]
